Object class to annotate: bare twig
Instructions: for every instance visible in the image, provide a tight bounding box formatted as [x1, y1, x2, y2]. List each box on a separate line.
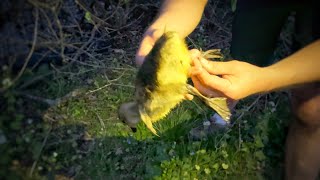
[40, 9, 59, 40]
[214, 95, 263, 150]
[87, 83, 112, 94]
[95, 112, 106, 129]
[29, 125, 52, 177]
[86, 69, 131, 94]
[75, 0, 115, 31]
[111, 83, 134, 88]
[28, 0, 59, 10]
[0, 8, 39, 92]
[68, 26, 98, 62]
[53, 10, 66, 63]
[18, 63, 72, 90]
[15, 89, 82, 106]
[30, 51, 51, 71]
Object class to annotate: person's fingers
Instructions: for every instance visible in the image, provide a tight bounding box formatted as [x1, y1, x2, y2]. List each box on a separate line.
[189, 49, 202, 64]
[188, 66, 202, 77]
[188, 59, 203, 77]
[191, 76, 213, 97]
[191, 76, 223, 97]
[184, 93, 194, 100]
[199, 58, 237, 75]
[193, 57, 202, 69]
[194, 66, 230, 93]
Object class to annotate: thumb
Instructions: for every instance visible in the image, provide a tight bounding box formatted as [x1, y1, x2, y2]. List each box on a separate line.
[135, 36, 155, 66]
[135, 28, 163, 67]
[189, 49, 202, 62]
[199, 59, 236, 75]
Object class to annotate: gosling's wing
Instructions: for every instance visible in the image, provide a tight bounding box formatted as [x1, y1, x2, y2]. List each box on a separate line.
[203, 98, 231, 121]
[187, 85, 231, 121]
[201, 49, 223, 60]
[139, 108, 159, 136]
[139, 86, 187, 136]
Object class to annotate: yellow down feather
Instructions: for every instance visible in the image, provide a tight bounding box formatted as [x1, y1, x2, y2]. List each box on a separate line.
[135, 31, 230, 136]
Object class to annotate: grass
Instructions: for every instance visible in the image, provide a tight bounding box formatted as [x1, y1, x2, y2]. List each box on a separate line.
[0, 0, 294, 179]
[1, 62, 290, 179]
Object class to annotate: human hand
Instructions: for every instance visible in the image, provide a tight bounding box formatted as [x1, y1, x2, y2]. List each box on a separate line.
[189, 49, 225, 98]
[189, 55, 267, 100]
[135, 28, 163, 66]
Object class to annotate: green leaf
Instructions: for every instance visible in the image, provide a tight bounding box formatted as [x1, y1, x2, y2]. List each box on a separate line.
[254, 136, 264, 148]
[204, 168, 211, 174]
[85, 11, 93, 24]
[231, 0, 237, 12]
[222, 163, 229, 170]
[254, 150, 266, 161]
[212, 163, 219, 170]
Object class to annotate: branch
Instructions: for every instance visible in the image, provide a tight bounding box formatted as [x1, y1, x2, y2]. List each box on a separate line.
[15, 89, 83, 107]
[0, 8, 39, 93]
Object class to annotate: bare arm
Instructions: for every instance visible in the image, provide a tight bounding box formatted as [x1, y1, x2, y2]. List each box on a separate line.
[190, 40, 320, 100]
[136, 0, 208, 66]
[265, 40, 320, 92]
[149, 0, 208, 38]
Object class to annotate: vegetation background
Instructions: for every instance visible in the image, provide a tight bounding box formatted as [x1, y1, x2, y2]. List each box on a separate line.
[0, 0, 295, 179]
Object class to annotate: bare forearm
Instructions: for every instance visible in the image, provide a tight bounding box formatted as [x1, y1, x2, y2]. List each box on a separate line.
[147, 0, 207, 38]
[262, 40, 320, 92]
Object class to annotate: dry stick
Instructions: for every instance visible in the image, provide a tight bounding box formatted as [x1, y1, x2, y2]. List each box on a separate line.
[115, 13, 144, 31]
[78, 28, 108, 71]
[0, 9, 39, 92]
[75, 0, 116, 31]
[64, 26, 98, 62]
[17, 92, 57, 106]
[40, 8, 59, 40]
[30, 9, 60, 71]
[102, 0, 121, 22]
[41, 27, 100, 68]
[15, 89, 82, 107]
[86, 69, 130, 94]
[111, 83, 134, 88]
[19, 24, 131, 89]
[44, 130, 84, 147]
[87, 83, 112, 94]
[76, 0, 142, 32]
[189, 100, 209, 123]
[18, 64, 69, 90]
[29, 125, 52, 177]
[187, 36, 201, 50]
[19, 63, 134, 90]
[50, 64, 97, 75]
[53, 11, 66, 63]
[30, 50, 51, 71]
[28, 0, 59, 10]
[95, 112, 106, 129]
[66, 44, 101, 62]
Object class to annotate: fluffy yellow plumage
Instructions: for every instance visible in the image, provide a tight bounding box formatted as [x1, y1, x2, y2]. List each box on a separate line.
[119, 31, 230, 136]
[135, 31, 191, 135]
